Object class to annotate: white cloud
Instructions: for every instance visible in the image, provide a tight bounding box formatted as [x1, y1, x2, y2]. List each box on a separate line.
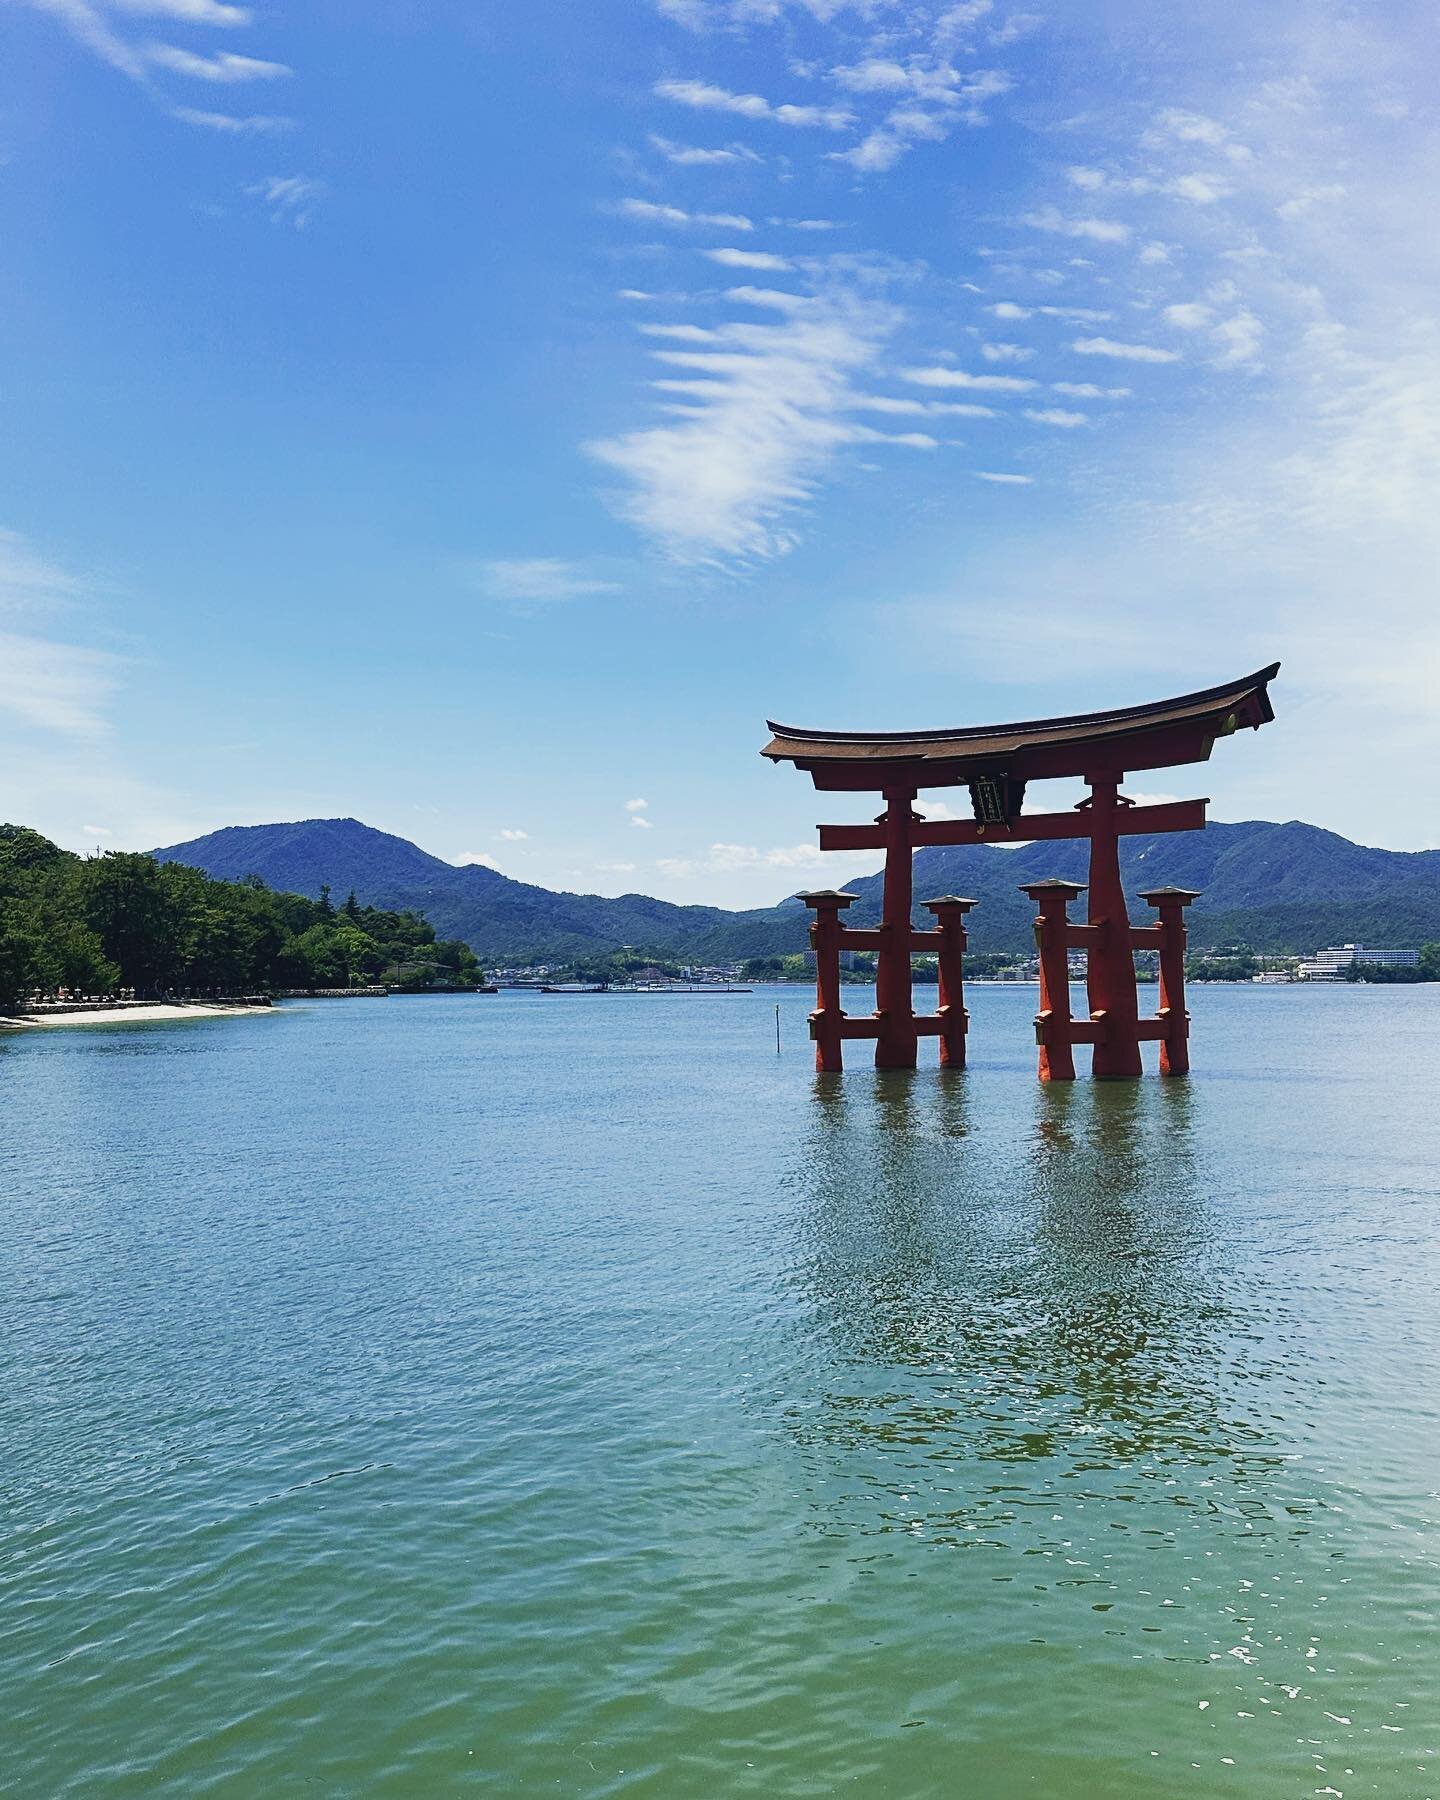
[638, 323, 719, 343]
[0, 527, 84, 615]
[988, 12, 1042, 44]
[647, 134, 760, 166]
[455, 852, 502, 870]
[829, 69, 1012, 174]
[974, 471, 1033, 484]
[615, 197, 753, 230]
[1277, 183, 1346, 220]
[1138, 241, 1172, 265]
[900, 365, 1039, 393]
[497, 828, 529, 841]
[0, 530, 122, 735]
[82, 823, 113, 836]
[851, 394, 996, 419]
[1052, 381, 1130, 398]
[980, 341, 1034, 362]
[245, 175, 324, 227]
[171, 106, 292, 132]
[625, 798, 649, 812]
[1020, 207, 1130, 244]
[631, 814, 654, 829]
[146, 44, 288, 80]
[595, 861, 636, 873]
[655, 78, 853, 130]
[0, 630, 120, 734]
[1170, 172, 1231, 204]
[1024, 407, 1086, 427]
[1211, 310, 1263, 368]
[1071, 336, 1179, 363]
[474, 559, 621, 602]
[112, 0, 251, 20]
[589, 286, 906, 563]
[1154, 108, 1230, 147]
[1164, 302, 1212, 330]
[702, 246, 791, 270]
[655, 841, 874, 879]
[1065, 165, 1107, 191]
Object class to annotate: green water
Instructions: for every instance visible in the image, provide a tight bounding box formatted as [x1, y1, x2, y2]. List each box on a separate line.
[2, 984, 1437, 1796]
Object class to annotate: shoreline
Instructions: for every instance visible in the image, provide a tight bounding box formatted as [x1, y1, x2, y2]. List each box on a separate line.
[0, 1002, 276, 1030]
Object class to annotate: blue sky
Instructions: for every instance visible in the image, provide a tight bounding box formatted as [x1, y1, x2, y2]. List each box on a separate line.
[2, 0, 1436, 906]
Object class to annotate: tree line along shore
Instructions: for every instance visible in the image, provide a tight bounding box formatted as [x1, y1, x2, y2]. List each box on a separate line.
[0, 825, 482, 1012]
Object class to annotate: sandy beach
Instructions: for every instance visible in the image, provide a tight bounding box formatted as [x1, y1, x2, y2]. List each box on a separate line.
[0, 1003, 273, 1030]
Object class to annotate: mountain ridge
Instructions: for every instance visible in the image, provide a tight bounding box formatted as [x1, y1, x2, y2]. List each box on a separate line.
[151, 816, 1440, 961]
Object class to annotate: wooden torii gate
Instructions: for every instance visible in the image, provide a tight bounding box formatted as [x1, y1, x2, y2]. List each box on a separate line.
[762, 663, 1279, 1080]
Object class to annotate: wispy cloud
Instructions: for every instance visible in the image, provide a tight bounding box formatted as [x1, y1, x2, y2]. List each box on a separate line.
[588, 285, 906, 563]
[0, 530, 120, 734]
[1052, 381, 1130, 398]
[0, 630, 124, 734]
[1024, 407, 1086, 427]
[171, 105, 292, 132]
[830, 68, 1012, 173]
[614, 197, 753, 230]
[474, 559, 622, 602]
[702, 246, 790, 271]
[655, 78, 853, 131]
[1071, 336, 1179, 363]
[973, 470, 1034, 484]
[245, 174, 324, 227]
[22, 0, 292, 128]
[146, 44, 288, 80]
[112, 0, 252, 21]
[647, 134, 761, 166]
[1019, 206, 1130, 244]
[900, 365, 1039, 393]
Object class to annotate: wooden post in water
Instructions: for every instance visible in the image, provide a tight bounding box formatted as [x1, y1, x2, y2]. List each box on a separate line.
[924, 895, 976, 1068]
[1139, 886, 1199, 1076]
[1023, 879, 1086, 1083]
[798, 890, 855, 1073]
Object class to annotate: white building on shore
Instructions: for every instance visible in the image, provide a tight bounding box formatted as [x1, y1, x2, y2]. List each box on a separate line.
[1297, 944, 1419, 980]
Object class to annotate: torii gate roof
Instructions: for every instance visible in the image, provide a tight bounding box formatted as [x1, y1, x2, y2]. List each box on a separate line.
[762, 662, 1279, 791]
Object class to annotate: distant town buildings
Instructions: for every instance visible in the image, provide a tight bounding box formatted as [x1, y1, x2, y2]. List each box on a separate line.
[1297, 944, 1420, 980]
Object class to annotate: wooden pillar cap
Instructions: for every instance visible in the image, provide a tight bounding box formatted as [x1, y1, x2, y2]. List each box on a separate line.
[923, 894, 979, 914]
[1020, 878, 1088, 898]
[1137, 885, 1201, 906]
[796, 889, 858, 909]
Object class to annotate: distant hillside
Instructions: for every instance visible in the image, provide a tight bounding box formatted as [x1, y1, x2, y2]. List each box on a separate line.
[153, 816, 1440, 962]
[152, 818, 798, 963]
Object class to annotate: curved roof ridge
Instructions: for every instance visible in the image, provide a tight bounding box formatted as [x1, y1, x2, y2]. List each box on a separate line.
[766, 662, 1280, 749]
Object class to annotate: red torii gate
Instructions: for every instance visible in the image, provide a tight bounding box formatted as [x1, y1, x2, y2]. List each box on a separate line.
[762, 664, 1279, 1080]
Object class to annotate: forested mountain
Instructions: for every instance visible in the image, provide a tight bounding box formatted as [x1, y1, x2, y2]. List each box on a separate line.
[153, 816, 1440, 962]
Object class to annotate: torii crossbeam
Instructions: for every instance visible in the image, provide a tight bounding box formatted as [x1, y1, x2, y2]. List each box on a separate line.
[762, 663, 1280, 1080]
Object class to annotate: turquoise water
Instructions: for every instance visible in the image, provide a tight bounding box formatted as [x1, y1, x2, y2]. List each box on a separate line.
[2, 984, 1438, 1797]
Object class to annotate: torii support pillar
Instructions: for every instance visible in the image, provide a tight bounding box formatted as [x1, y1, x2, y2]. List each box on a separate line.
[924, 895, 976, 1068]
[1139, 886, 1200, 1076]
[1023, 879, 1086, 1082]
[798, 889, 855, 1072]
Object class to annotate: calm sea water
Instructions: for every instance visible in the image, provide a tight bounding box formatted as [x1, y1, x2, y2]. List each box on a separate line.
[2, 984, 1437, 1797]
